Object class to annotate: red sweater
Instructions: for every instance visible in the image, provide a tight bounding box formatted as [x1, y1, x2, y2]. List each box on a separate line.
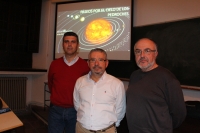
[48, 57, 90, 108]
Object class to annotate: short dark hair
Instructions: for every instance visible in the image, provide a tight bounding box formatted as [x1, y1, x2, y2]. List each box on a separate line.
[88, 48, 107, 59]
[62, 32, 79, 43]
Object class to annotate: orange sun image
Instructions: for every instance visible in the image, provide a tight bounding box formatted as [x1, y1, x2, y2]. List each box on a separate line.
[85, 18, 113, 45]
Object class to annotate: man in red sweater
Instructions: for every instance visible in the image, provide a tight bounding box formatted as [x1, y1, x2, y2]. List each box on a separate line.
[48, 32, 90, 133]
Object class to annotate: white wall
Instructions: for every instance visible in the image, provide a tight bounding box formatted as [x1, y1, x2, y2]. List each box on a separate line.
[29, 0, 200, 105]
[134, 0, 200, 26]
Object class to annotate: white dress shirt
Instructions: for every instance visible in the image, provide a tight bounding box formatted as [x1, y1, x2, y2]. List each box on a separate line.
[73, 71, 126, 130]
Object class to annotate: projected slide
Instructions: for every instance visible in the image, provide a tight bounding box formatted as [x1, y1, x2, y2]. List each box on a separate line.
[55, 0, 132, 60]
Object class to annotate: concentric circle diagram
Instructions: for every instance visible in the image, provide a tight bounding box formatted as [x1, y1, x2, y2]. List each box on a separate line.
[56, 7, 131, 53]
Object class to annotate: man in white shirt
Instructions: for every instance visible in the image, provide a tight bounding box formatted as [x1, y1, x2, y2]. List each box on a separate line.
[73, 48, 126, 133]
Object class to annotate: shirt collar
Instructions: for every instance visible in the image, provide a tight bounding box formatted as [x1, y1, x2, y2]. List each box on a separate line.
[63, 55, 79, 66]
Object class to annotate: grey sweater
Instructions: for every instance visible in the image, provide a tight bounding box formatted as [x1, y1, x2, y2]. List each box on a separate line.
[126, 66, 186, 133]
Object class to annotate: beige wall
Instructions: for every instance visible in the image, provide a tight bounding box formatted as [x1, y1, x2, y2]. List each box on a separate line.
[29, 0, 200, 105]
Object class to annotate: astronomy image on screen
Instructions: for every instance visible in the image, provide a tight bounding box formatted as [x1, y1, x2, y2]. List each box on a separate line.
[54, 1, 132, 60]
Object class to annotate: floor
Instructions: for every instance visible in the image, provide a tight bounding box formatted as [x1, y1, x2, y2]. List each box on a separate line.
[2, 105, 200, 133]
[2, 106, 49, 133]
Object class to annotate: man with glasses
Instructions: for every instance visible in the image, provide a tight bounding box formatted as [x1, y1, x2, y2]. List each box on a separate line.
[73, 48, 126, 133]
[126, 38, 186, 133]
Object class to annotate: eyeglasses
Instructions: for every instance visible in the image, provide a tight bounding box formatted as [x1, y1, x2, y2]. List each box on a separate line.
[88, 58, 107, 63]
[134, 48, 156, 56]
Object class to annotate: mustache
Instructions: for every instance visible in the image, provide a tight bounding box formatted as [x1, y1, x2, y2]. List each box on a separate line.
[93, 65, 102, 69]
[138, 57, 147, 62]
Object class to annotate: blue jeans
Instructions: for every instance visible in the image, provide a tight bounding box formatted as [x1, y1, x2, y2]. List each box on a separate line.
[48, 104, 77, 133]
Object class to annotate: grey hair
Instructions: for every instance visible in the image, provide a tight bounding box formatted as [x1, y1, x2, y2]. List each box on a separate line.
[88, 48, 107, 59]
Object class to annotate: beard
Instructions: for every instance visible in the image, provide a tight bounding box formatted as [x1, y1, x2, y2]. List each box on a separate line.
[92, 65, 104, 75]
[137, 57, 155, 72]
